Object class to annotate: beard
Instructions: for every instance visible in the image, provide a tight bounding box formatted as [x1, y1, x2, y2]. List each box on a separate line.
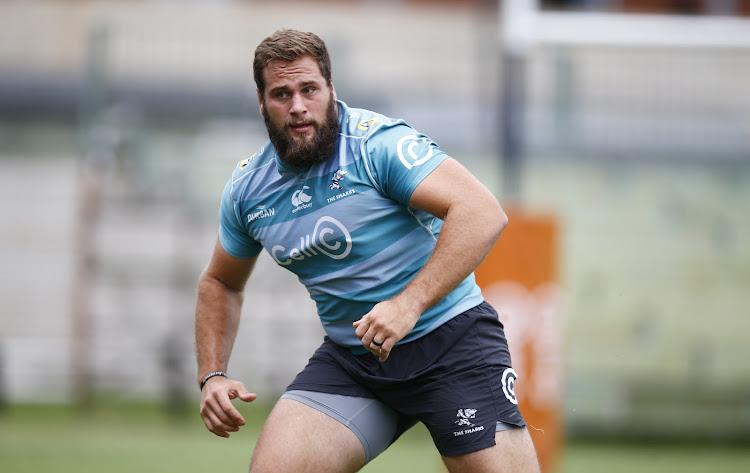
[263, 92, 339, 169]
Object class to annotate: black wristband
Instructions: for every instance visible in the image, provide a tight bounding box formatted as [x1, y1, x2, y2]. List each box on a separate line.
[200, 371, 227, 391]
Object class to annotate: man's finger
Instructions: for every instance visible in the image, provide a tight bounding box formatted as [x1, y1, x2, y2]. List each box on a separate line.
[377, 339, 393, 362]
[203, 410, 235, 438]
[217, 396, 246, 426]
[237, 389, 257, 403]
[353, 317, 369, 339]
[203, 394, 237, 425]
[229, 382, 256, 401]
[365, 323, 385, 346]
[200, 404, 232, 430]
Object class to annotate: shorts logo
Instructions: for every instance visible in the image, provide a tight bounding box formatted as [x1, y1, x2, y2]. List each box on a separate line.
[502, 368, 519, 405]
[453, 408, 484, 437]
[357, 118, 376, 130]
[397, 135, 434, 169]
[455, 408, 477, 427]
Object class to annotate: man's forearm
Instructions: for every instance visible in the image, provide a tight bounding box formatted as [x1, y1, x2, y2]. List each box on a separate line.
[195, 274, 245, 383]
[396, 201, 506, 316]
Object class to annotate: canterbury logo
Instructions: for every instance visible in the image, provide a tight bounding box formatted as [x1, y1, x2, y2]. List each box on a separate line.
[291, 186, 312, 207]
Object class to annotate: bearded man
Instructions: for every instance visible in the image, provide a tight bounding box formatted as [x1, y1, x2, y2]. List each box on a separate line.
[195, 29, 540, 473]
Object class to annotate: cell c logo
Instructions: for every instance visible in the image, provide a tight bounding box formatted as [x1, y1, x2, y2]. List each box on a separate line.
[313, 216, 352, 260]
[397, 135, 434, 169]
[271, 216, 352, 266]
[501, 368, 519, 405]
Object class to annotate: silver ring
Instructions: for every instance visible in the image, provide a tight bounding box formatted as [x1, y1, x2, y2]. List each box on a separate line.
[372, 340, 383, 347]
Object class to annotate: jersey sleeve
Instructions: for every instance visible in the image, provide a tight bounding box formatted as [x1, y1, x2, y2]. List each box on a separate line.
[363, 123, 449, 205]
[218, 178, 263, 259]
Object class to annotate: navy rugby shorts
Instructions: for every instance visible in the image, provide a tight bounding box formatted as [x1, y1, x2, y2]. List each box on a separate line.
[283, 301, 527, 460]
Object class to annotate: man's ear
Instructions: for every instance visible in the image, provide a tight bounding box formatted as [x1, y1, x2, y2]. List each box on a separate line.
[330, 82, 337, 102]
[257, 90, 264, 116]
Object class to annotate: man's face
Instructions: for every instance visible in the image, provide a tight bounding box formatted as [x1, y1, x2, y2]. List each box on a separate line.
[259, 55, 339, 168]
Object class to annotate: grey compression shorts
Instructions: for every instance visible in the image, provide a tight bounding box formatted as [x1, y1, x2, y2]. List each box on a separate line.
[281, 390, 521, 463]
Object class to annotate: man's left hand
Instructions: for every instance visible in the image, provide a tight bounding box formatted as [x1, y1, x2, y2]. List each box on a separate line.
[353, 299, 419, 362]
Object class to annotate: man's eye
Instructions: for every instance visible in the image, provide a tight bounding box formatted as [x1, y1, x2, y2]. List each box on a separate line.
[275, 91, 289, 99]
[303, 87, 315, 94]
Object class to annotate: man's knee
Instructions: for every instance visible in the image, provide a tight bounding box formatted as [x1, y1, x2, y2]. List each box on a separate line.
[442, 428, 540, 473]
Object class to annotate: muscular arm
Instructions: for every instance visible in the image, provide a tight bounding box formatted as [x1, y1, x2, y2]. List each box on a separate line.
[354, 158, 507, 360]
[195, 239, 255, 379]
[398, 157, 506, 314]
[195, 238, 258, 437]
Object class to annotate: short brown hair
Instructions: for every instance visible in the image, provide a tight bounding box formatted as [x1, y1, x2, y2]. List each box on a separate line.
[253, 29, 332, 96]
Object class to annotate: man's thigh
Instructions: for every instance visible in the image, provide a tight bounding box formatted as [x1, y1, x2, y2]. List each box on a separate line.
[441, 428, 541, 473]
[249, 398, 366, 473]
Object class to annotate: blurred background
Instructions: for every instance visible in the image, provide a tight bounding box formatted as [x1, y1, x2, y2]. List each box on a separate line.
[1, 0, 749, 471]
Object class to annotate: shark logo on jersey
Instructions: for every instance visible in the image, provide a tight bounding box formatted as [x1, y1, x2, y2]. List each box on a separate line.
[329, 169, 347, 191]
[397, 135, 435, 169]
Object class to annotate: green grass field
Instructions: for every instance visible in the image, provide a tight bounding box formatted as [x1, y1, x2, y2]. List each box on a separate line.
[1, 402, 748, 473]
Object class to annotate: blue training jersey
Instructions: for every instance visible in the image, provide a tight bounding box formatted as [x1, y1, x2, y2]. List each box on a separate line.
[219, 101, 484, 351]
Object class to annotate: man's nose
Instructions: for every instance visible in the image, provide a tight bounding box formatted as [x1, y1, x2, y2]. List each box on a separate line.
[289, 93, 307, 116]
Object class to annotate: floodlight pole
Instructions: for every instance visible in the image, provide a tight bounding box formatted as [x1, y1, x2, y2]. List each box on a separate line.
[499, 0, 537, 201]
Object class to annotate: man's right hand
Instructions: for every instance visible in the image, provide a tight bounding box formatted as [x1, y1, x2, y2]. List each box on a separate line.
[199, 376, 257, 438]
